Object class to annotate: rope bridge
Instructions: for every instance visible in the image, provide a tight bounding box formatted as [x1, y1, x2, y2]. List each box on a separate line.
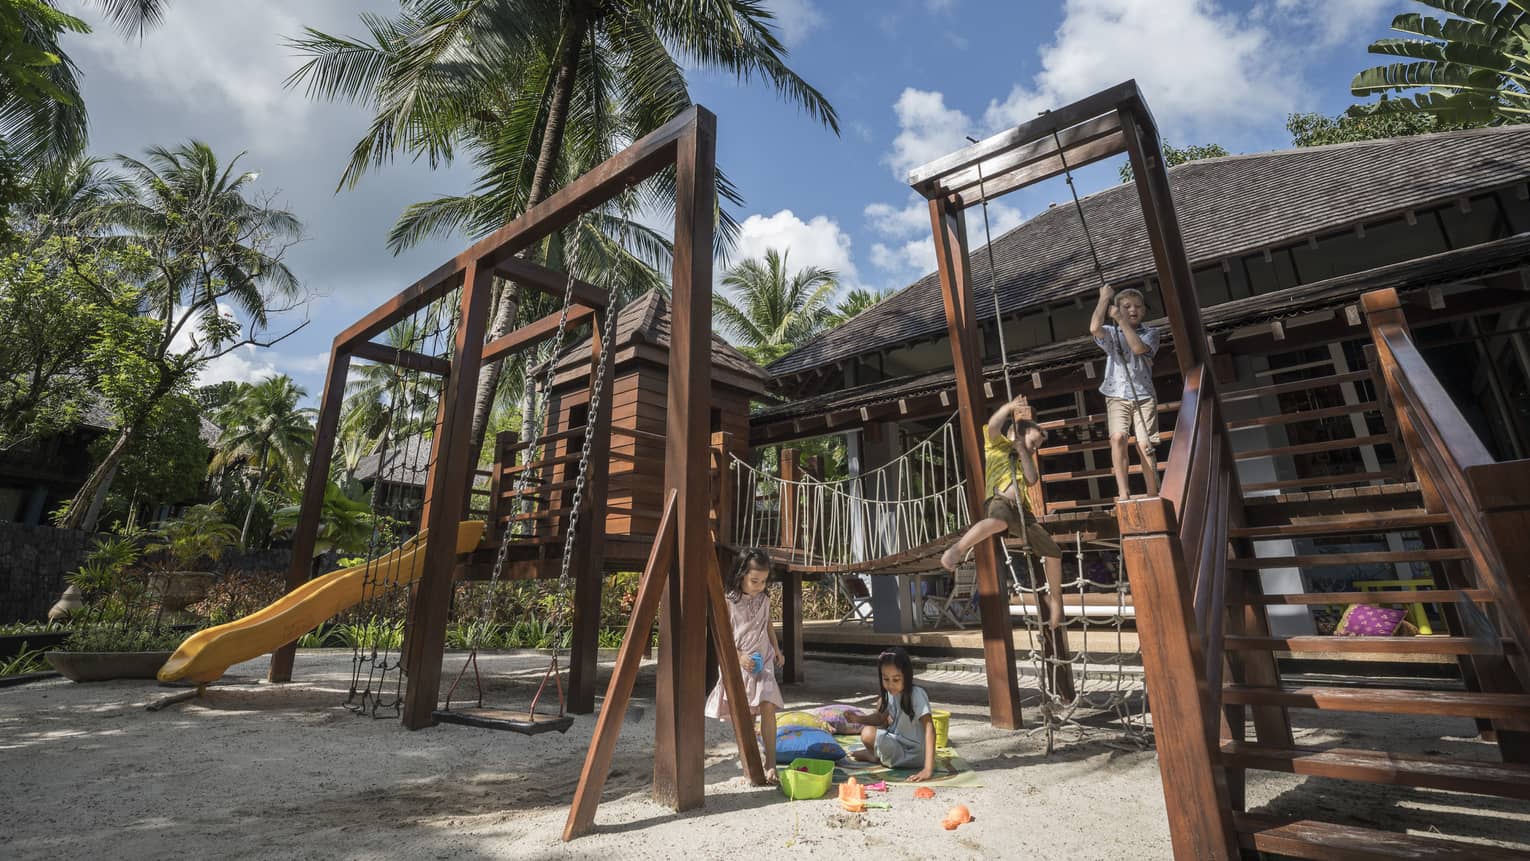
[729, 415, 970, 571]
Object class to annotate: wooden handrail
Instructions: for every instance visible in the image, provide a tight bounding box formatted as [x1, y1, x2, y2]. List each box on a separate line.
[1362, 287, 1530, 667]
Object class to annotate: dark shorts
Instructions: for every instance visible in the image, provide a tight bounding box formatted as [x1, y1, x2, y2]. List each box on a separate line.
[984, 494, 1063, 558]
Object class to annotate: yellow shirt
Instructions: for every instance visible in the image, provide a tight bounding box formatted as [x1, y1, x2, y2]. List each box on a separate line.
[983, 427, 1033, 511]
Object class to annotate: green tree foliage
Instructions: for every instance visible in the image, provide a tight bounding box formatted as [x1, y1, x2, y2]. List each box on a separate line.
[58, 141, 306, 530]
[0, 1, 167, 165]
[1351, 0, 1530, 126]
[93, 392, 211, 523]
[1286, 107, 1441, 146]
[271, 481, 376, 558]
[829, 287, 889, 326]
[0, 232, 144, 450]
[209, 375, 316, 544]
[286, 0, 839, 463]
[1118, 141, 1229, 182]
[713, 248, 838, 366]
[194, 380, 240, 412]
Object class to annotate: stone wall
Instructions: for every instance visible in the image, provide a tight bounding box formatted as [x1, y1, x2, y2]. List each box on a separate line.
[0, 520, 294, 624]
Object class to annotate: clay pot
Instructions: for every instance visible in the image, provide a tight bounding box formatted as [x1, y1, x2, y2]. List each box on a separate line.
[45, 651, 174, 682]
[147, 571, 216, 612]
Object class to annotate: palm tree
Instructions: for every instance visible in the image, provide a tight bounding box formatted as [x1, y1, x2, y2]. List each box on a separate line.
[59, 141, 305, 529]
[210, 375, 317, 544]
[0, 1, 168, 165]
[713, 248, 838, 366]
[829, 287, 889, 326]
[1351, 2, 1529, 126]
[286, 0, 839, 463]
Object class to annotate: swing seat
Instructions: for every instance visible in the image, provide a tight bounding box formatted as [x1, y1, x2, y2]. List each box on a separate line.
[433, 706, 575, 735]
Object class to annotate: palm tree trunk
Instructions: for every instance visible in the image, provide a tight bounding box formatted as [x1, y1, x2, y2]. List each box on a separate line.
[240, 439, 269, 546]
[466, 4, 590, 466]
[60, 423, 136, 530]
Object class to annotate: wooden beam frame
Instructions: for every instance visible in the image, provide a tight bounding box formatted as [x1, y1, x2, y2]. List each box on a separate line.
[348, 340, 452, 376]
[481, 304, 597, 364]
[495, 255, 609, 310]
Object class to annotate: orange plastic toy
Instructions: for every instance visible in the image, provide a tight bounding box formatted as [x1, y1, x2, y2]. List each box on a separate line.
[941, 804, 973, 830]
[913, 787, 935, 800]
[838, 777, 867, 812]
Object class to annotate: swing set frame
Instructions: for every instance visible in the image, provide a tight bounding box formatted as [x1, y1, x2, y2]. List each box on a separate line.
[268, 108, 747, 816]
[909, 80, 1217, 730]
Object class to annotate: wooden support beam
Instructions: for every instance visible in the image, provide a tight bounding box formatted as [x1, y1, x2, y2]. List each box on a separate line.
[928, 193, 1022, 730]
[269, 348, 351, 682]
[494, 255, 609, 310]
[566, 308, 614, 715]
[942, 113, 1124, 199]
[481, 304, 596, 365]
[653, 106, 716, 811]
[349, 341, 451, 376]
[401, 260, 494, 730]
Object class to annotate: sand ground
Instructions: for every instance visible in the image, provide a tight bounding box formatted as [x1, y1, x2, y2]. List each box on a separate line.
[3, 651, 1527, 860]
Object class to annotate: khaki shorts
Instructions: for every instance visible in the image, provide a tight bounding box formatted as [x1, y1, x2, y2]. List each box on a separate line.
[1106, 396, 1160, 446]
[984, 494, 1063, 558]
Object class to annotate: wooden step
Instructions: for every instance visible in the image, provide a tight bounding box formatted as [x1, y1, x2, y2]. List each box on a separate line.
[1231, 512, 1452, 540]
[1244, 480, 1420, 508]
[1037, 429, 1174, 456]
[501, 425, 587, 454]
[1222, 369, 1372, 402]
[1233, 589, 1492, 606]
[1227, 549, 1469, 568]
[1221, 742, 1530, 800]
[1223, 635, 1516, 657]
[1236, 434, 1391, 461]
[502, 452, 581, 477]
[1221, 685, 1530, 719]
[1234, 812, 1529, 860]
[500, 478, 578, 499]
[1242, 470, 1401, 494]
[1227, 400, 1380, 431]
[1043, 462, 1166, 482]
[1036, 400, 1181, 431]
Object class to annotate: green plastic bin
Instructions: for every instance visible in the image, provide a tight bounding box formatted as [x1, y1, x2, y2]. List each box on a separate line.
[779, 757, 834, 799]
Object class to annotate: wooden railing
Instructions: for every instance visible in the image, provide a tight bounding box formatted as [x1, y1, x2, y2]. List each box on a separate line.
[1362, 287, 1530, 669]
[1116, 364, 1242, 859]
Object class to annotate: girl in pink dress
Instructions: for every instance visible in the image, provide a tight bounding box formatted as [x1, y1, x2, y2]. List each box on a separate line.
[704, 549, 786, 783]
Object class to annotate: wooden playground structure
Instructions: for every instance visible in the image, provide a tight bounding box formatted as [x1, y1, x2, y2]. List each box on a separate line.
[256, 82, 1530, 856]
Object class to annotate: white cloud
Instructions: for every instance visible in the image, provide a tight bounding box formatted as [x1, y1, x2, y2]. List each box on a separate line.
[198, 346, 284, 387]
[730, 209, 859, 287]
[864, 194, 1023, 279]
[885, 88, 977, 181]
[981, 0, 1303, 140]
[766, 0, 826, 47]
[1273, 0, 1400, 47]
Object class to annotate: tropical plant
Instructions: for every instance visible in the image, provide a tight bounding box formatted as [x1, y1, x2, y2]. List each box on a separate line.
[57, 142, 306, 530]
[210, 375, 316, 543]
[0, 644, 49, 676]
[271, 481, 377, 558]
[152, 502, 240, 572]
[91, 392, 210, 525]
[286, 0, 840, 464]
[0, 1, 168, 165]
[713, 248, 838, 366]
[1351, 1, 1530, 126]
[1118, 141, 1228, 182]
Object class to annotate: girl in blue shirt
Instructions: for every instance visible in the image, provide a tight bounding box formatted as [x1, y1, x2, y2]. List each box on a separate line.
[844, 647, 936, 781]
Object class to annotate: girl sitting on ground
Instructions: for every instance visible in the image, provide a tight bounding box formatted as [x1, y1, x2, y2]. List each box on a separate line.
[703, 548, 786, 783]
[844, 647, 935, 782]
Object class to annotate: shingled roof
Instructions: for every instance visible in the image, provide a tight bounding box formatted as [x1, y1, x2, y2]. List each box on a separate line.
[549, 289, 769, 393]
[768, 124, 1530, 378]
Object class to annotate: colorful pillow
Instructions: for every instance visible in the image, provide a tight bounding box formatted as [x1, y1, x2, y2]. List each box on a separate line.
[1334, 604, 1408, 636]
[777, 711, 833, 733]
[775, 727, 846, 763]
[810, 704, 861, 734]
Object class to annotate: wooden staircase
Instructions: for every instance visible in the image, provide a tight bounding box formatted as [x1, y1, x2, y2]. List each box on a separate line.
[1120, 287, 1530, 859]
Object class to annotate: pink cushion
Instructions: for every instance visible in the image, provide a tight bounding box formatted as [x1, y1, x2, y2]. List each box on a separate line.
[810, 704, 860, 733]
[1334, 604, 1407, 637]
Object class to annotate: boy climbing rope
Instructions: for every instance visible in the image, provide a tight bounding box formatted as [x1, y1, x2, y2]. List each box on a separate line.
[940, 394, 1062, 572]
[1090, 283, 1161, 501]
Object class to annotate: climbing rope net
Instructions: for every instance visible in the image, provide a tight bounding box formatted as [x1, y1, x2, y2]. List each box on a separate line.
[729, 414, 971, 567]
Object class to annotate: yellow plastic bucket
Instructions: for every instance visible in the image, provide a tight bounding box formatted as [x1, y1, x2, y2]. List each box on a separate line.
[931, 709, 951, 749]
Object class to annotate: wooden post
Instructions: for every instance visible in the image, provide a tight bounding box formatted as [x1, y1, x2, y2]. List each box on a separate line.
[929, 193, 1022, 730]
[776, 447, 806, 683]
[1463, 461, 1530, 762]
[1119, 102, 1210, 377]
[1118, 496, 1238, 860]
[269, 347, 351, 682]
[400, 263, 491, 730]
[779, 448, 800, 550]
[567, 307, 615, 715]
[652, 107, 716, 811]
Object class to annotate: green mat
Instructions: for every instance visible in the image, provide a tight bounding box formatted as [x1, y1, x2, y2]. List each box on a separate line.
[831, 736, 982, 787]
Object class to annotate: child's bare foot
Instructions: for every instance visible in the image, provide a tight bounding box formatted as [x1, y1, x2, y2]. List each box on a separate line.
[940, 546, 963, 572]
[850, 747, 878, 763]
[764, 768, 778, 785]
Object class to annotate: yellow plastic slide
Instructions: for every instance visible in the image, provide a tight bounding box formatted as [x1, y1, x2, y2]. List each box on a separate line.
[158, 520, 486, 684]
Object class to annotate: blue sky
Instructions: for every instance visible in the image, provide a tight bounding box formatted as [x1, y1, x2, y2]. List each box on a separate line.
[59, 0, 1413, 401]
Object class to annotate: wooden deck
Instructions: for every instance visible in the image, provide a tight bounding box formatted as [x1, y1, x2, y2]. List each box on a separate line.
[798, 619, 1141, 656]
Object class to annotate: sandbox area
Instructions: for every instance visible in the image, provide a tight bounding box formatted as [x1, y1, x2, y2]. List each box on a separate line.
[4, 652, 1526, 859]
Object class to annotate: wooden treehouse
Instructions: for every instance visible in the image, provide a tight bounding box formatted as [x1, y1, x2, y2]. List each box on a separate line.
[475, 288, 765, 576]
[741, 82, 1530, 857]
